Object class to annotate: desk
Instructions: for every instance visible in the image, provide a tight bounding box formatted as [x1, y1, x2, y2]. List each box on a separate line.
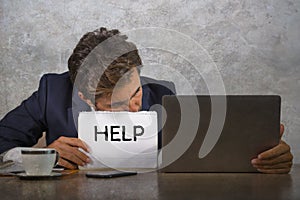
[1, 164, 300, 200]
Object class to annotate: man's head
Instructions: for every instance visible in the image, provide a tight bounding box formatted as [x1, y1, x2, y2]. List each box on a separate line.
[68, 27, 143, 111]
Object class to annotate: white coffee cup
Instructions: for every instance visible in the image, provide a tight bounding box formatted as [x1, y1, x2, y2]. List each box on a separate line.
[21, 148, 59, 176]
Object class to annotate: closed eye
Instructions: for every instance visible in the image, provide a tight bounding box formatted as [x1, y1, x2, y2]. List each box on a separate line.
[130, 86, 141, 99]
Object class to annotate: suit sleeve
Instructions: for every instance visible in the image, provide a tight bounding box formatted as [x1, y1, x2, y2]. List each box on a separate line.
[0, 75, 48, 153]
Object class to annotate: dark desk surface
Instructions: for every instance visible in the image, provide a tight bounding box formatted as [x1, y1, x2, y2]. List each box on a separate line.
[1, 164, 300, 200]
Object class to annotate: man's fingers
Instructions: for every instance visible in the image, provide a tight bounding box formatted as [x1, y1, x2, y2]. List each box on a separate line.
[253, 161, 293, 170]
[71, 148, 90, 164]
[280, 124, 284, 138]
[257, 140, 290, 160]
[252, 152, 293, 165]
[47, 137, 91, 169]
[251, 139, 293, 174]
[54, 142, 89, 166]
[58, 137, 89, 152]
[256, 168, 291, 174]
[251, 124, 293, 174]
[58, 158, 77, 170]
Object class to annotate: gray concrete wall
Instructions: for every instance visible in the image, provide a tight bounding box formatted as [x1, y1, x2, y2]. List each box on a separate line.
[0, 0, 299, 163]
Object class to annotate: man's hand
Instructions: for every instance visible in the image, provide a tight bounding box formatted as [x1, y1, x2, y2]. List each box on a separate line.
[47, 136, 90, 169]
[251, 124, 293, 173]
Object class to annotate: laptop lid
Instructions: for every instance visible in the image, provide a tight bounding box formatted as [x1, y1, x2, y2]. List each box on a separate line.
[160, 95, 281, 172]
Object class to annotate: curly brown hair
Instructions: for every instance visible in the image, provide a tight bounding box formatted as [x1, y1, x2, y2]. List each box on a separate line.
[68, 27, 142, 100]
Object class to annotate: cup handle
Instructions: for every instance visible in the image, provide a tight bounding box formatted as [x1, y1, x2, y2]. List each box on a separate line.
[54, 151, 60, 167]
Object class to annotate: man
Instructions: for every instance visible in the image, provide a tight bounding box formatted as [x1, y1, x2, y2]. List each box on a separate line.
[0, 27, 293, 173]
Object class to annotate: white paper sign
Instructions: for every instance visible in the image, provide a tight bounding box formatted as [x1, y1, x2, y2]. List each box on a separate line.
[78, 111, 158, 169]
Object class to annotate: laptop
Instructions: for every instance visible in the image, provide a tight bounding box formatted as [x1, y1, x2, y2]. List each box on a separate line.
[159, 95, 281, 172]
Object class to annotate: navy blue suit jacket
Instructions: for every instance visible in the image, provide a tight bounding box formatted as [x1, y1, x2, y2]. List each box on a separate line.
[0, 72, 175, 153]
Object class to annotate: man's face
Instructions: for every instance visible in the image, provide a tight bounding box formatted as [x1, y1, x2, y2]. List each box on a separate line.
[95, 68, 143, 112]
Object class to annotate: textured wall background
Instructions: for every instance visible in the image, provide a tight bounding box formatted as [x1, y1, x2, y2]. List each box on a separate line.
[0, 0, 299, 163]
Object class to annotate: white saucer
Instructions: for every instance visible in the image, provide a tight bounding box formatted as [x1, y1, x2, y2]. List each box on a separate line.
[16, 172, 62, 179]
